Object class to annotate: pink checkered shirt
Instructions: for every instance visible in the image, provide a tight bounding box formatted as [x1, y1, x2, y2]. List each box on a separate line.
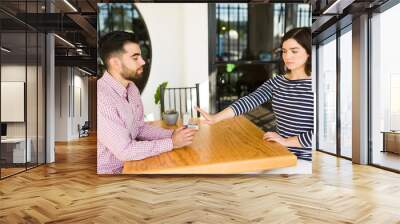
[97, 72, 173, 174]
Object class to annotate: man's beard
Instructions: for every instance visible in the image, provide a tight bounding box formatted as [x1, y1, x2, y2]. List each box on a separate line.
[121, 64, 143, 81]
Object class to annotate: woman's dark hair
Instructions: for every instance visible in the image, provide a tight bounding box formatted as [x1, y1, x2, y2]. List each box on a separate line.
[281, 27, 311, 76]
[99, 31, 139, 69]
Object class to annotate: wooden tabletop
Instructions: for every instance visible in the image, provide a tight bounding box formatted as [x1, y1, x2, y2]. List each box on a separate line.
[123, 116, 297, 174]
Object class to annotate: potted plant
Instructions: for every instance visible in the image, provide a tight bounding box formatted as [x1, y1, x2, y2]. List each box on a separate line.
[162, 109, 179, 126]
[154, 82, 178, 125]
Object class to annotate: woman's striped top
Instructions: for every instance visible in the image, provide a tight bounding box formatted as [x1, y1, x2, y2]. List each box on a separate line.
[230, 75, 314, 161]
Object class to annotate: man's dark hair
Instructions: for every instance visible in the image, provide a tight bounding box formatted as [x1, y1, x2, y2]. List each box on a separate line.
[99, 31, 139, 69]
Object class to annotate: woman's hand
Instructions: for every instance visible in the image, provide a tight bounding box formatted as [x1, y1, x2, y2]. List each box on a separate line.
[195, 107, 218, 125]
[263, 132, 303, 147]
[263, 132, 287, 146]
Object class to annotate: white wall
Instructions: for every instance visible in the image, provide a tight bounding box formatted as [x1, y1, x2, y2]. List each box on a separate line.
[182, 4, 210, 114]
[1, 66, 25, 124]
[54, 67, 89, 141]
[1, 64, 46, 163]
[71, 73, 89, 138]
[55, 66, 68, 141]
[46, 32, 55, 163]
[1, 65, 36, 138]
[135, 3, 209, 120]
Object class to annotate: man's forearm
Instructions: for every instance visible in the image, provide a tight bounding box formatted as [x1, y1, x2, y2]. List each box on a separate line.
[137, 123, 174, 141]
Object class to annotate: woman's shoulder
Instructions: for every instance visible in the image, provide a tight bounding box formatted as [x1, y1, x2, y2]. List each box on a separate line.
[281, 74, 312, 82]
[262, 75, 312, 89]
[263, 75, 312, 91]
[263, 74, 283, 82]
[264, 74, 289, 85]
[276, 75, 312, 86]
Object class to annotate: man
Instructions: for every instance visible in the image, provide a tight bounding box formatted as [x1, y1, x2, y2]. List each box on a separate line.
[97, 31, 197, 174]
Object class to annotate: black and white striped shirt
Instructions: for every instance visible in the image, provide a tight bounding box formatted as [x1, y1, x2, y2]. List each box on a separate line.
[230, 75, 314, 161]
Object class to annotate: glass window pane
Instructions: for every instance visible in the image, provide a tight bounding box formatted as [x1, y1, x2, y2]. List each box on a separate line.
[1, 0, 47, 179]
[340, 29, 352, 158]
[318, 36, 337, 154]
[27, 31, 38, 169]
[1, 30, 27, 177]
[371, 3, 400, 171]
[38, 32, 46, 165]
[216, 3, 247, 62]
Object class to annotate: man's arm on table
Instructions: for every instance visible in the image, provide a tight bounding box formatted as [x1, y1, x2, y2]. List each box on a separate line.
[98, 101, 173, 161]
[136, 121, 173, 141]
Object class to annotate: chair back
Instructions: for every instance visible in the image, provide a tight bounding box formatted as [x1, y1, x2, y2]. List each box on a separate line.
[160, 83, 200, 118]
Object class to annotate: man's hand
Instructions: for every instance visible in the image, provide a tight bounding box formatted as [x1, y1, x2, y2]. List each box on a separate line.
[172, 127, 198, 148]
[263, 132, 287, 146]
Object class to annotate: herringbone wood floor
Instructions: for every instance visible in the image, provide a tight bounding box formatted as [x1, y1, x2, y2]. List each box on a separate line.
[1, 134, 400, 224]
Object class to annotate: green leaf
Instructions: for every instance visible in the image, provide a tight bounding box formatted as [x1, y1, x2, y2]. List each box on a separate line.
[154, 81, 168, 104]
[226, 63, 236, 73]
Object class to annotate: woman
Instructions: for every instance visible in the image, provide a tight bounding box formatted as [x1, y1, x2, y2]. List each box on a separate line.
[196, 27, 313, 173]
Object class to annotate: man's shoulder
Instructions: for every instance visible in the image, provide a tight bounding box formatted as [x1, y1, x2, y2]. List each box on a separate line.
[97, 76, 113, 94]
[97, 78, 117, 106]
[97, 75, 108, 89]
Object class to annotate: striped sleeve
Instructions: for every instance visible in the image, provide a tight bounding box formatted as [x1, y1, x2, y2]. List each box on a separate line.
[297, 130, 313, 148]
[230, 79, 274, 116]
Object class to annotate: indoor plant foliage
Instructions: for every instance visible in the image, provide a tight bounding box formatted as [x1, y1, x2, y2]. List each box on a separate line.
[154, 82, 178, 125]
[154, 81, 168, 105]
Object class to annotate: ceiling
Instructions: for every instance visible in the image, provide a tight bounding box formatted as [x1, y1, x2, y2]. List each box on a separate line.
[1, 0, 395, 74]
[0, 0, 99, 74]
[310, 0, 390, 42]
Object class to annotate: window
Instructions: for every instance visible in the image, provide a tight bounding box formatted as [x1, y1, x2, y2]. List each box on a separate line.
[339, 27, 352, 158]
[213, 3, 312, 114]
[0, 0, 46, 179]
[297, 4, 311, 27]
[370, 2, 400, 171]
[216, 3, 248, 62]
[317, 35, 337, 155]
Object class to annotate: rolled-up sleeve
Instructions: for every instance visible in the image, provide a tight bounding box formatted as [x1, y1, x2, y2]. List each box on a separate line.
[97, 97, 173, 162]
[136, 123, 173, 141]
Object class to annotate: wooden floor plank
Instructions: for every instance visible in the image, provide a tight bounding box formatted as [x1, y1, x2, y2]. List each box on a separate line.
[0, 134, 399, 223]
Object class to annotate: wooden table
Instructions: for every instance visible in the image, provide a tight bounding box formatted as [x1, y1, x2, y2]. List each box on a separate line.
[123, 116, 297, 174]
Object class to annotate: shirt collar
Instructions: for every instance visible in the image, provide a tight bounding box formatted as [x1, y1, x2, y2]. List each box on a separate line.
[102, 71, 130, 98]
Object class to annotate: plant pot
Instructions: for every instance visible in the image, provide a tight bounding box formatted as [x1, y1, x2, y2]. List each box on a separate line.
[162, 112, 179, 125]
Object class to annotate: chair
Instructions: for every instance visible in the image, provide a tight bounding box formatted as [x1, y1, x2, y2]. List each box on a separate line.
[78, 121, 90, 138]
[160, 83, 200, 118]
